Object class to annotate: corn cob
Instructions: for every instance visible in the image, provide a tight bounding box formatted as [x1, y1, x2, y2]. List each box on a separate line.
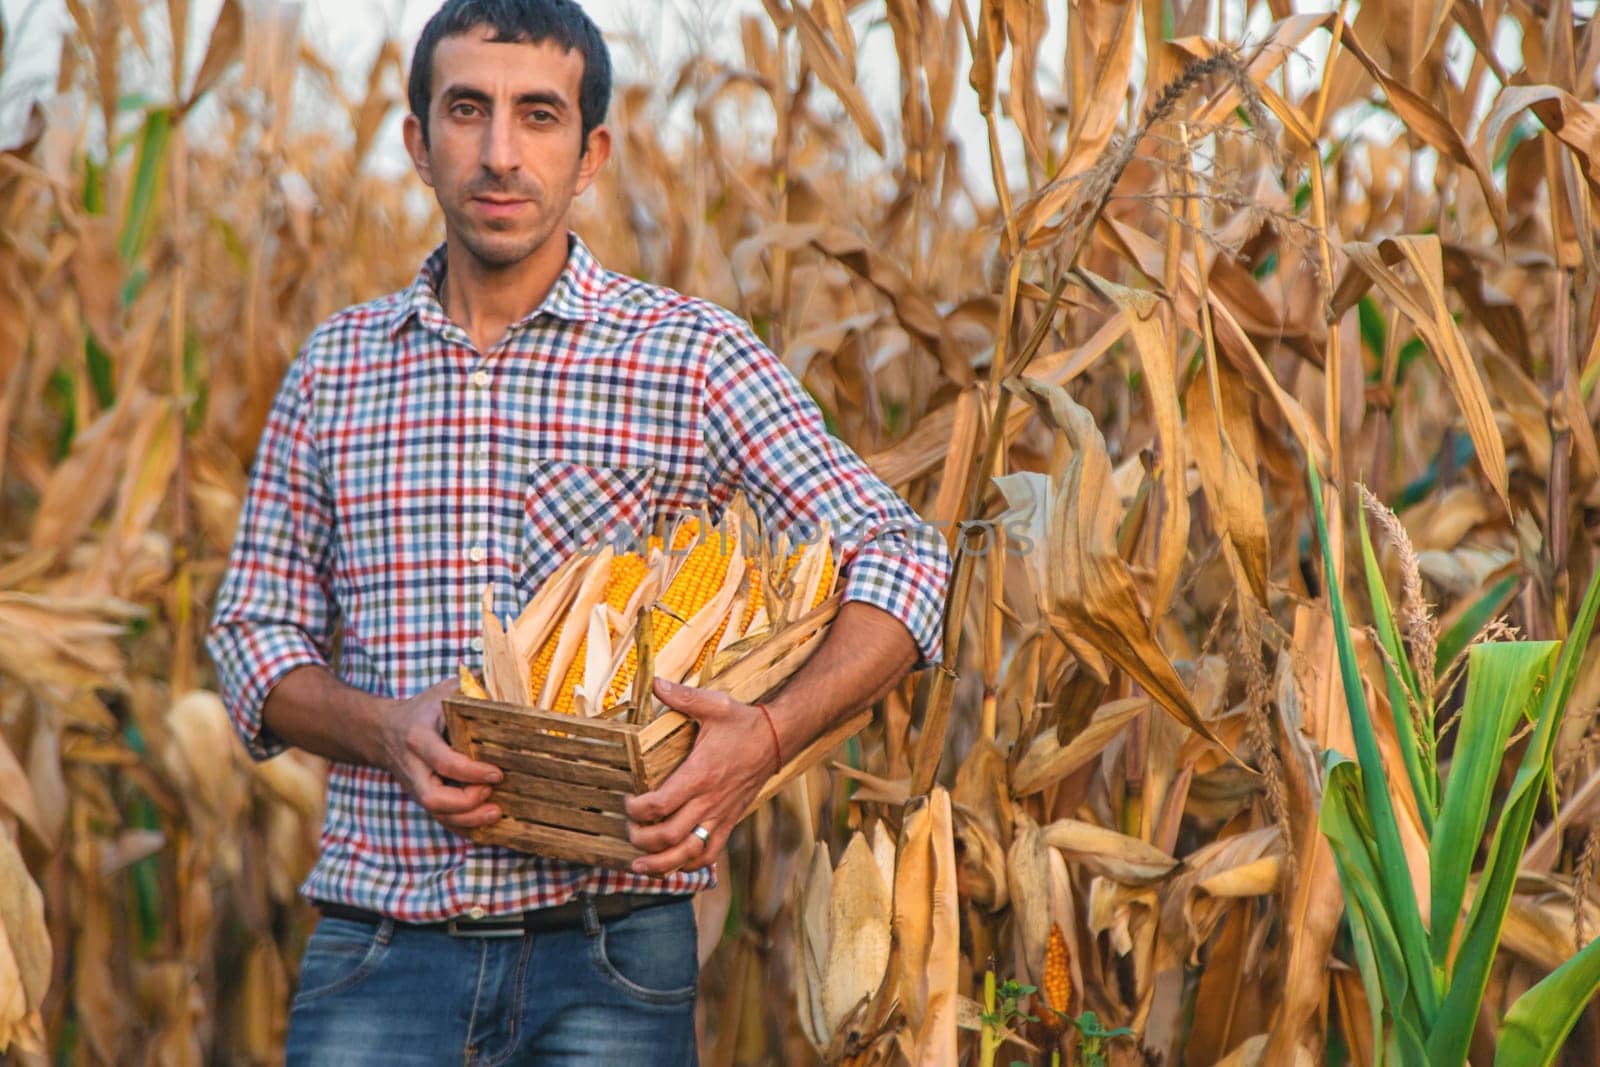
[1043, 921, 1072, 1017]
[603, 518, 735, 708]
[525, 622, 562, 700]
[542, 552, 650, 714]
[785, 541, 836, 609]
[693, 566, 763, 677]
[739, 567, 766, 632]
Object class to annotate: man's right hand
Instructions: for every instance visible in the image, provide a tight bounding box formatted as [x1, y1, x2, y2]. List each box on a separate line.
[374, 680, 505, 836]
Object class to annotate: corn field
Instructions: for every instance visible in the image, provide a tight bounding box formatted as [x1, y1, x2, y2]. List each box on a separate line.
[5, 0, 1600, 1061]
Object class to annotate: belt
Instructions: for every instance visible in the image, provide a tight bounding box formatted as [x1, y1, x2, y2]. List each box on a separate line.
[312, 892, 688, 939]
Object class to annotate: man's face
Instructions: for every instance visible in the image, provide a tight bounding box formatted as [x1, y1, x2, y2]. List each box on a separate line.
[404, 28, 609, 270]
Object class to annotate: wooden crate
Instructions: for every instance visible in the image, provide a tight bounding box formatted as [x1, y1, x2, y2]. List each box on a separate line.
[442, 596, 868, 871]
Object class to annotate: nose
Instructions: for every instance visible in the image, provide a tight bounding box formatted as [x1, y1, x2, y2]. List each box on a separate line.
[480, 108, 518, 177]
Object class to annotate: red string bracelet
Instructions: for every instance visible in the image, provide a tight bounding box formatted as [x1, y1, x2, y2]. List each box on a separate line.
[756, 703, 783, 775]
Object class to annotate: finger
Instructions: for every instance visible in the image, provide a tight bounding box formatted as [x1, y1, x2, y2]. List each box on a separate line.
[652, 677, 737, 722]
[624, 749, 709, 823]
[631, 822, 715, 877]
[416, 774, 496, 815]
[438, 803, 502, 835]
[413, 729, 503, 785]
[683, 827, 728, 871]
[627, 795, 710, 854]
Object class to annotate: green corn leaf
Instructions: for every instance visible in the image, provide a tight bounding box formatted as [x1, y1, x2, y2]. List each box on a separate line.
[1436, 574, 1520, 677]
[117, 107, 173, 264]
[1309, 469, 1439, 1023]
[1494, 933, 1600, 1066]
[1427, 563, 1600, 1066]
[1428, 641, 1556, 968]
[1359, 506, 1436, 826]
[1323, 756, 1412, 1061]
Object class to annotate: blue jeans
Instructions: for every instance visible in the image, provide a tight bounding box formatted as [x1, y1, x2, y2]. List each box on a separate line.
[284, 896, 698, 1065]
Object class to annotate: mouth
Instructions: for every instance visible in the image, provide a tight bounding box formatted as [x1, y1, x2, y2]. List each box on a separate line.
[470, 196, 531, 219]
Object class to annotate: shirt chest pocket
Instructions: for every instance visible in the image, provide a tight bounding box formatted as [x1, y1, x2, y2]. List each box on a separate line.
[518, 460, 658, 596]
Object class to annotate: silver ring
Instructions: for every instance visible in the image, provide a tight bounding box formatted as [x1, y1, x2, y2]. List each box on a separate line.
[690, 824, 711, 848]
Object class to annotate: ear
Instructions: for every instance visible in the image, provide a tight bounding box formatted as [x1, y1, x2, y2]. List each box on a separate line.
[573, 124, 611, 195]
[402, 113, 435, 187]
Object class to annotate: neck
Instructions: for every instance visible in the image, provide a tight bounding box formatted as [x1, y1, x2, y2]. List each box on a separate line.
[440, 230, 571, 352]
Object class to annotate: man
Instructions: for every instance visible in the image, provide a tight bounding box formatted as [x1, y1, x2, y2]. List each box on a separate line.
[207, 0, 949, 1062]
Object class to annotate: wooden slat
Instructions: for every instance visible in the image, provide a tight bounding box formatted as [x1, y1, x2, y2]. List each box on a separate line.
[442, 706, 483, 761]
[715, 624, 829, 704]
[494, 771, 626, 813]
[477, 743, 636, 790]
[640, 729, 696, 790]
[637, 708, 688, 750]
[461, 718, 631, 768]
[471, 818, 642, 869]
[446, 696, 637, 742]
[630, 597, 837, 752]
[493, 794, 629, 838]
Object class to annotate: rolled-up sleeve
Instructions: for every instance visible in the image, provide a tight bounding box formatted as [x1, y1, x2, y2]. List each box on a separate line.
[205, 351, 338, 760]
[701, 320, 949, 667]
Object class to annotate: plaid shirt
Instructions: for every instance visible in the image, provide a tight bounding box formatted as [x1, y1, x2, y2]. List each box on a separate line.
[206, 234, 949, 920]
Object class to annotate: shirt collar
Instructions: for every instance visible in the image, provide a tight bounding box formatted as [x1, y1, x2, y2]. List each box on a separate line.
[388, 232, 606, 339]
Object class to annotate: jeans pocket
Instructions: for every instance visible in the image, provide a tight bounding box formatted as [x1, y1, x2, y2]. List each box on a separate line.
[587, 901, 699, 1005]
[292, 918, 393, 1005]
[519, 461, 658, 595]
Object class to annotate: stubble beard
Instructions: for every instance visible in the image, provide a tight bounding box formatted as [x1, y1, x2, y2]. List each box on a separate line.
[453, 210, 556, 271]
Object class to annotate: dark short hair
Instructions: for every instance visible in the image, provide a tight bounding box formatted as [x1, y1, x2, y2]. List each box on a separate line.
[407, 0, 612, 147]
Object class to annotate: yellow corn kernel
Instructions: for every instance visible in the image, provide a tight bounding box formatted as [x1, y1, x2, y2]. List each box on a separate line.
[1044, 922, 1072, 1016]
[546, 552, 650, 715]
[693, 567, 763, 676]
[812, 548, 835, 607]
[526, 623, 561, 702]
[605, 519, 735, 708]
[657, 529, 734, 645]
[744, 568, 766, 628]
[780, 540, 836, 610]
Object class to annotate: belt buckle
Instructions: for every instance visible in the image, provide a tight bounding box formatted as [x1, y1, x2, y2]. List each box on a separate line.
[445, 916, 525, 939]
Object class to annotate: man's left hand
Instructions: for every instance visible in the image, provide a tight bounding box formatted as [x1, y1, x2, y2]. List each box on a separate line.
[623, 677, 780, 876]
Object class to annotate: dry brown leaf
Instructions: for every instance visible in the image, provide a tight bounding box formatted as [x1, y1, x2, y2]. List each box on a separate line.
[1043, 819, 1179, 884]
[1007, 811, 1053, 985]
[1015, 0, 1135, 238]
[795, 840, 833, 1050]
[893, 788, 958, 1064]
[792, 1, 885, 156]
[1185, 359, 1269, 607]
[0, 829, 49, 1053]
[1008, 378, 1231, 754]
[1340, 23, 1509, 240]
[1080, 272, 1189, 616]
[1011, 697, 1146, 795]
[822, 832, 892, 1034]
[1484, 84, 1600, 199]
[1344, 236, 1511, 515]
[179, 0, 242, 114]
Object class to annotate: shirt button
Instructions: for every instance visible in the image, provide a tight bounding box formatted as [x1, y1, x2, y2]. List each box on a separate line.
[470, 636, 484, 653]
[468, 545, 486, 563]
[467, 906, 487, 920]
[470, 369, 491, 388]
